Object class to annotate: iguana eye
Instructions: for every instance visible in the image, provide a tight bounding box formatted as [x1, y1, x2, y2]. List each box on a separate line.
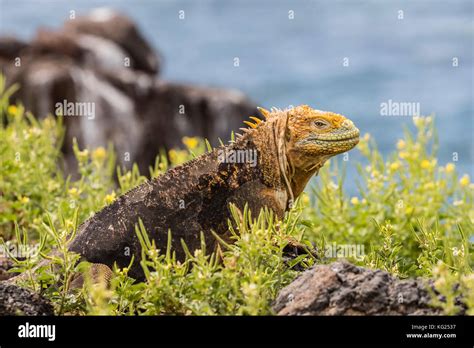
[314, 120, 328, 128]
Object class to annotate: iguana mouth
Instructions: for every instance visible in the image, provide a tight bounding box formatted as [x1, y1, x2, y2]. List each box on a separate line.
[304, 130, 360, 144]
[315, 135, 359, 143]
[310, 128, 360, 142]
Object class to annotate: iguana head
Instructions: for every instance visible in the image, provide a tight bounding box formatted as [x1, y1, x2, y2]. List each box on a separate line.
[284, 104, 359, 171]
[242, 104, 359, 202]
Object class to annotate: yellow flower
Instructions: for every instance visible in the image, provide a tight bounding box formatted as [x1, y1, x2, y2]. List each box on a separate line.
[29, 127, 41, 136]
[104, 192, 116, 204]
[389, 162, 400, 171]
[459, 174, 470, 187]
[168, 149, 178, 163]
[423, 182, 435, 190]
[434, 277, 446, 290]
[43, 117, 54, 128]
[92, 147, 107, 162]
[19, 196, 30, 204]
[405, 206, 414, 215]
[350, 197, 359, 205]
[413, 116, 424, 127]
[68, 187, 79, 196]
[420, 160, 431, 169]
[399, 152, 408, 159]
[48, 181, 59, 192]
[370, 170, 379, 178]
[7, 105, 18, 115]
[461, 273, 474, 285]
[182, 136, 199, 150]
[242, 282, 258, 298]
[445, 163, 455, 173]
[452, 246, 463, 257]
[302, 194, 310, 205]
[77, 149, 89, 161]
[396, 139, 406, 150]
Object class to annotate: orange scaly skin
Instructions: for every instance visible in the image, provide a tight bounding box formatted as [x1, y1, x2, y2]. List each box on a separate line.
[241, 105, 360, 202]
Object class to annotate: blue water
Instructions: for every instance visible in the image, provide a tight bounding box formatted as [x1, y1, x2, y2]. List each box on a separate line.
[1, 0, 473, 193]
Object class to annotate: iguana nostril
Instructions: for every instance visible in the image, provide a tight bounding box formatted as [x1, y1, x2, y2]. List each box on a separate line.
[342, 119, 354, 129]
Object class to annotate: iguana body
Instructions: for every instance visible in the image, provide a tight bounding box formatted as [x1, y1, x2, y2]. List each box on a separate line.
[67, 105, 359, 280]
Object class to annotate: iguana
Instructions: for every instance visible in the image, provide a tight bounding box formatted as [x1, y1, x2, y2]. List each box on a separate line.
[23, 105, 360, 282]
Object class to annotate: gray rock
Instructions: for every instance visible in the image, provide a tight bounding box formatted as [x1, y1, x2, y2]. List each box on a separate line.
[64, 8, 160, 74]
[273, 261, 441, 315]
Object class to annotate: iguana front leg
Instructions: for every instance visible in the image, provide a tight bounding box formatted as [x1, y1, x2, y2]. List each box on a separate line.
[69, 263, 113, 289]
[229, 181, 317, 265]
[228, 181, 288, 219]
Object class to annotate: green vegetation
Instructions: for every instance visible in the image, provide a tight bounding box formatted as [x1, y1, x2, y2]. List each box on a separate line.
[0, 78, 472, 315]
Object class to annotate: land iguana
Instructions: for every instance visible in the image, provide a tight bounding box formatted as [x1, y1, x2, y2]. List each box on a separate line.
[22, 105, 360, 282]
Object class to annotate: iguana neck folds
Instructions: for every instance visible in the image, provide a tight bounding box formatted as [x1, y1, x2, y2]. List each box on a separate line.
[235, 105, 360, 210]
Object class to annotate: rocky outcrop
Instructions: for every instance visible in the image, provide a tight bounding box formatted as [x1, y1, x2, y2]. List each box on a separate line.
[273, 261, 441, 315]
[63, 8, 160, 74]
[0, 8, 257, 174]
[0, 283, 54, 316]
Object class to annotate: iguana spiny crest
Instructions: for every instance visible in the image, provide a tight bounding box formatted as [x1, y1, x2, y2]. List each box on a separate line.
[238, 104, 359, 204]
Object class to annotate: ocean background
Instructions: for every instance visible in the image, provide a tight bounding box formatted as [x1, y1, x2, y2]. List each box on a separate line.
[1, 0, 472, 194]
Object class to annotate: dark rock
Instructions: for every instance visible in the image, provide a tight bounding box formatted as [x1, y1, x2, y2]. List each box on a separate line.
[140, 80, 257, 162]
[273, 261, 441, 315]
[281, 239, 318, 272]
[0, 36, 28, 61]
[0, 283, 54, 316]
[29, 29, 86, 62]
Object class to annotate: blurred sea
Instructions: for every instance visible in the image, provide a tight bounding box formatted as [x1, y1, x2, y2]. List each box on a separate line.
[1, 0, 472, 194]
